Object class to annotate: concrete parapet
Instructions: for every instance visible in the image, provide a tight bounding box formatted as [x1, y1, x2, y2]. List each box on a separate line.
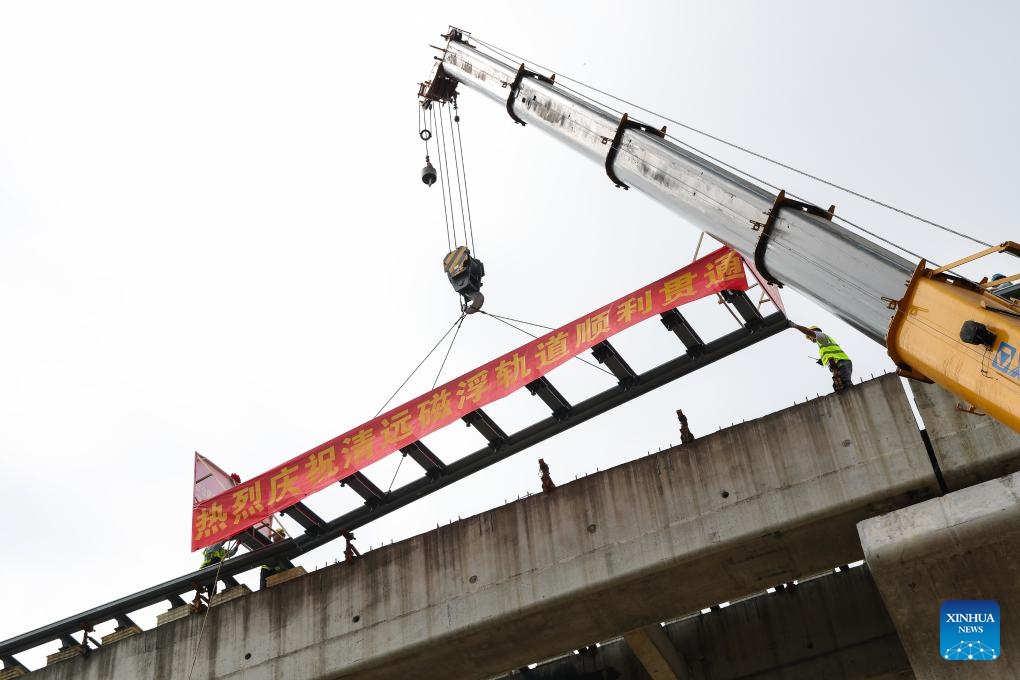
[911, 380, 1020, 490]
[44, 646, 82, 666]
[100, 626, 141, 646]
[155, 603, 196, 627]
[266, 566, 306, 588]
[859, 471, 1020, 679]
[209, 585, 250, 607]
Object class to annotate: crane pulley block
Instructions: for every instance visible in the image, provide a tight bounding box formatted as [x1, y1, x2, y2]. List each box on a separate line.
[443, 246, 485, 314]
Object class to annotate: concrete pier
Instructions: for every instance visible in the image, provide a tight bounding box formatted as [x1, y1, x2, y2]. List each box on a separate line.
[859, 471, 1020, 679]
[910, 381, 1020, 491]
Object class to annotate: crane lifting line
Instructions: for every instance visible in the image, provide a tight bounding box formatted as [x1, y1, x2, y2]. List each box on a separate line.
[426, 101, 478, 255]
[461, 30, 993, 253]
[429, 105, 456, 251]
[479, 310, 614, 377]
[420, 105, 452, 251]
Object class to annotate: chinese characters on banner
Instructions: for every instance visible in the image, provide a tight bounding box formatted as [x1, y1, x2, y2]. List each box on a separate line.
[192, 247, 749, 550]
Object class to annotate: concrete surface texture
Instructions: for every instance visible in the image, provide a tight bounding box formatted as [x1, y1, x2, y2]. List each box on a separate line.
[910, 380, 1020, 491]
[494, 565, 912, 680]
[858, 471, 1020, 680]
[25, 375, 938, 680]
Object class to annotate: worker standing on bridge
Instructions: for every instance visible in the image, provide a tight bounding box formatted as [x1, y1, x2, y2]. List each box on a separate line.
[676, 409, 695, 444]
[792, 323, 853, 392]
[259, 529, 289, 589]
[199, 540, 238, 597]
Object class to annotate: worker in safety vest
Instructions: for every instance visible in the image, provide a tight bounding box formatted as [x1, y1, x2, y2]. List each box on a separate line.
[792, 323, 853, 392]
[259, 529, 289, 589]
[199, 541, 238, 597]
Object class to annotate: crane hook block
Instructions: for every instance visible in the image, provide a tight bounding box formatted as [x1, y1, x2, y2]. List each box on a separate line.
[443, 246, 485, 314]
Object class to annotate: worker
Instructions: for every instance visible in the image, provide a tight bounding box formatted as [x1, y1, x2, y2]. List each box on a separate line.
[676, 409, 695, 444]
[259, 563, 284, 589]
[538, 458, 556, 492]
[199, 540, 238, 597]
[259, 530, 289, 589]
[791, 323, 853, 392]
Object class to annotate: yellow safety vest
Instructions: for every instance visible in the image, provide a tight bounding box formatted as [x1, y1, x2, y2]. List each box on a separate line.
[817, 334, 850, 364]
[201, 545, 226, 568]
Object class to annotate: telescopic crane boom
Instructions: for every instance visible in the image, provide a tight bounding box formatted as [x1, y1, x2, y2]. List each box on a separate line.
[419, 29, 1020, 433]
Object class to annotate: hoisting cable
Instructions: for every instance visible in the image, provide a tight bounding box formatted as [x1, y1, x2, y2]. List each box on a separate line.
[479, 310, 615, 377]
[433, 313, 467, 389]
[444, 104, 471, 251]
[386, 452, 405, 493]
[430, 109, 459, 249]
[484, 312, 554, 331]
[373, 313, 467, 418]
[465, 32, 992, 250]
[453, 101, 478, 254]
[384, 311, 467, 492]
[420, 106, 452, 251]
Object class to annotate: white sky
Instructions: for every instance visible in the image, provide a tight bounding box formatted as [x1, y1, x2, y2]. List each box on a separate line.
[2, 1, 1017, 670]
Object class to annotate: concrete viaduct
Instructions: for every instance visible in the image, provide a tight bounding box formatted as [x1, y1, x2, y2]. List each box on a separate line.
[16, 374, 1020, 679]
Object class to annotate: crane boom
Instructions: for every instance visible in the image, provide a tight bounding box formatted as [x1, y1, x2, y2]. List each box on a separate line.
[424, 31, 913, 344]
[420, 29, 1020, 433]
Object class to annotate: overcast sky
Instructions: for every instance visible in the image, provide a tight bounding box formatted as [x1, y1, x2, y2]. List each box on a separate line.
[2, 1, 1017, 669]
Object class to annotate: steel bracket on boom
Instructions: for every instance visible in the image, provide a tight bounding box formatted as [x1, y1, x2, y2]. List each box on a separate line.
[418, 63, 460, 105]
[506, 63, 556, 126]
[603, 113, 667, 189]
[752, 189, 835, 288]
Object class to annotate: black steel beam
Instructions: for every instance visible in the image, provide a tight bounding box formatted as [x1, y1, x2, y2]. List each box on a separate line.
[295, 312, 788, 555]
[590, 340, 638, 387]
[462, 408, 508, 448]
[0, 313, 787, 663]
[526, 376, 571, 420]
[341, 472, 386, 507]
[660, 309, 705, 355]
[114, 615, 137, 630]
[721, 289, 764, 329]
[283, 501, 326, 532]
[401, 441, 446, 478]
[2, 655, 27, 673]
[234, 526, 271, 553]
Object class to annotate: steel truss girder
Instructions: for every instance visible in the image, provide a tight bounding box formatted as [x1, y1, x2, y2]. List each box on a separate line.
[0, 313, 787, 663]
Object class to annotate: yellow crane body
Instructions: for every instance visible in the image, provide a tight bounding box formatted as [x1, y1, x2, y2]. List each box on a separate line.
[887, 242, 1020, 432]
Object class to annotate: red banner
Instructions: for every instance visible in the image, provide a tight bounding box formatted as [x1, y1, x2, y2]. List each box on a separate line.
[192, 246, 748, 550]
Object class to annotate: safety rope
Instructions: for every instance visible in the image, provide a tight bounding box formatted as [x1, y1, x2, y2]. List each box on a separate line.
[185, 540, 234, 680]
